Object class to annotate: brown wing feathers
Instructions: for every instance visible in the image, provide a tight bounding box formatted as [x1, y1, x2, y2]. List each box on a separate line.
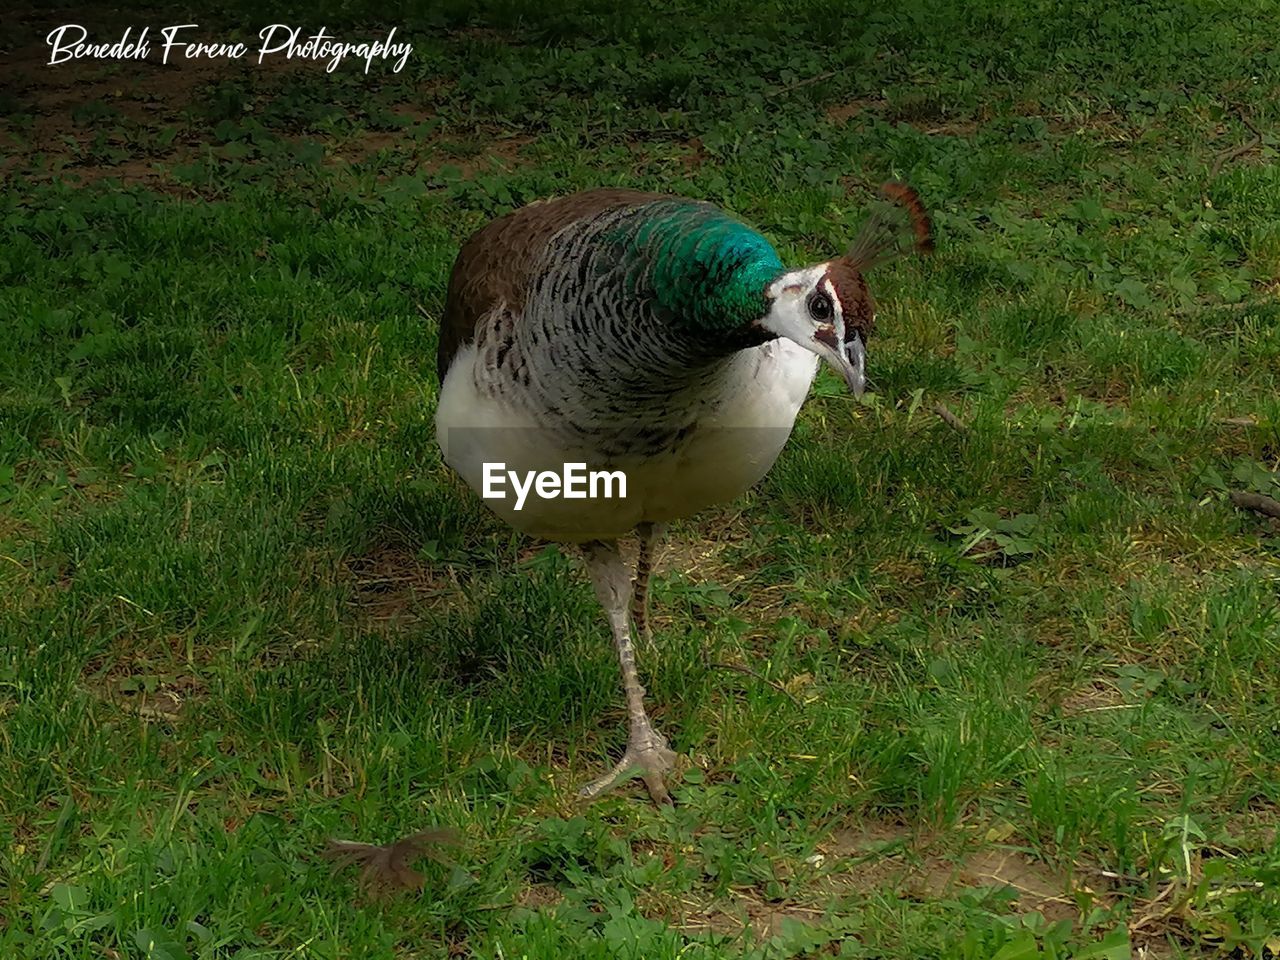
[435, 188, 663, 382]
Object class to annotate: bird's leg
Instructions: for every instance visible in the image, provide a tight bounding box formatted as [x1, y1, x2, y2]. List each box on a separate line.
[630, 521, 665, 648]
[578, 539, 676, 804]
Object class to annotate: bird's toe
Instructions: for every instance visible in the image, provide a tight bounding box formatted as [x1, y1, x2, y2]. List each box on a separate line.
[578, 725, 677, 805]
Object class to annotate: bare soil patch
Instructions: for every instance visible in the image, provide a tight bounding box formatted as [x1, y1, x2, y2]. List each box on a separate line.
[342, 545, 466, 626]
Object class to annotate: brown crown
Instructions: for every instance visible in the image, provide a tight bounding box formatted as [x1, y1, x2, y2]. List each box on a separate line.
[825, 261, 875, 338]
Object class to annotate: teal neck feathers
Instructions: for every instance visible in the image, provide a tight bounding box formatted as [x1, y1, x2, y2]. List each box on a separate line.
[620, 200, 783, 336]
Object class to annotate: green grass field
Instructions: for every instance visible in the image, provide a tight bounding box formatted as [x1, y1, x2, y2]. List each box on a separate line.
[2, 1, 1279, 956]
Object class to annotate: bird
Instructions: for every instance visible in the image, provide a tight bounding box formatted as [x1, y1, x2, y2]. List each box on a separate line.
[435, 182, 932, 804]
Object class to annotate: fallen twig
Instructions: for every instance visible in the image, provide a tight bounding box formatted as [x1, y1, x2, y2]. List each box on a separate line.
[1171, 297, 1276, 317]
[708, 661, 803, 708]
[1235, 108, 1264, 139]
[1218, 416, 1258, 427]
[767, 70, 838, 98]
[1208, 136, 1262, 183]
[1128, 880, 1188, 932]
[1229, 490, 1280, 520]
[1207, 103, 1266, 185]
[932, 402, 968, 434]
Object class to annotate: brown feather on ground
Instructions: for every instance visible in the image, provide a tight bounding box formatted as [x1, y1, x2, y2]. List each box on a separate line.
[322, 827, 461, 894]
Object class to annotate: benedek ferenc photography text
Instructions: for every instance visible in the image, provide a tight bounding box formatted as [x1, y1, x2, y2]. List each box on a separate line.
[45, 24, 413, 74]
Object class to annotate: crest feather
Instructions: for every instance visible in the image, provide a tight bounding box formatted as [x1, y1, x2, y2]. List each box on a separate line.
[842, 181, 933, 272]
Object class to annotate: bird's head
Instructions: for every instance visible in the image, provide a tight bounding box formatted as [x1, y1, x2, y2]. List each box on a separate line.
[756, 182, 932, 398]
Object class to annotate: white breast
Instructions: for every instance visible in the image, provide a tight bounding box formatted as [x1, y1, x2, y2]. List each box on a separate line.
[435, 339, 818, 542]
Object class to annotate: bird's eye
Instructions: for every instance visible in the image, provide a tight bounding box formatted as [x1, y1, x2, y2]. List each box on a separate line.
[807, 291, 833, 321]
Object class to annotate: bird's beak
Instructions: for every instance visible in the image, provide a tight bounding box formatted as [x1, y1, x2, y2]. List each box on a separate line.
[809, 328, 866, 399]
[838, 333, 866, 399]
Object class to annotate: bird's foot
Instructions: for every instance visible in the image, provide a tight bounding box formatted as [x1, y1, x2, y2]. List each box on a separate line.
[578, 720, 676, 805]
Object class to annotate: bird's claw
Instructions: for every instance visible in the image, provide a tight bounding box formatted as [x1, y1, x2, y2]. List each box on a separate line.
[578, 722, 676, 805]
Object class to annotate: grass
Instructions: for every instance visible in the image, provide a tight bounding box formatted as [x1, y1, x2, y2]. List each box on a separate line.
[2, 0, 1280, 956]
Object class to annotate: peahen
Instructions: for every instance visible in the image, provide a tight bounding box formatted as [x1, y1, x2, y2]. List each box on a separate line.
[434, 184, 932, 804]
